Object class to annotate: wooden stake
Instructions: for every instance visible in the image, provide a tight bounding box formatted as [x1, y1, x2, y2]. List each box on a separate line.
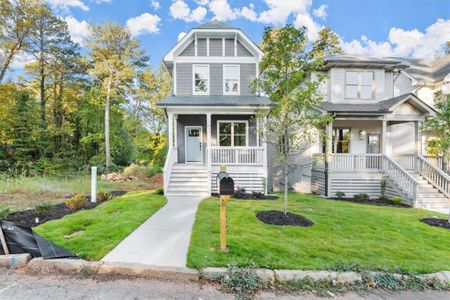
[220, 195, 229, 252]
[0, 225, 10, 255]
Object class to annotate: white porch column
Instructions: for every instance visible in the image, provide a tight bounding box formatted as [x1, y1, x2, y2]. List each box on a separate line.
[381, 120, 387, 155]
[263, 116, 268, 194]
[206, 113, 212, 194]
[415, 121, 423, 156]
[168, 112, 174, 148]
[325, 120, 333, 198]
[174, 114, 178, 148]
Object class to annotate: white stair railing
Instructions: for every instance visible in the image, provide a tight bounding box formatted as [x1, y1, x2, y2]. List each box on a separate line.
[163, 147, 177, 193]
[381, 155, 418, 203]
[417, 155, 450, 198]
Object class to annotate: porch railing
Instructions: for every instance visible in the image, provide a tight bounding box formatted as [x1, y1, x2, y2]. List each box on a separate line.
[163, 147, 177, 193]
[391, 154, 416, 171]
[381, 155, 418, 202]
[211, 146, 264, 165]
[329, 154, 382, 171]
[417, 155, 450, 198]
[423, 155, 450, 175]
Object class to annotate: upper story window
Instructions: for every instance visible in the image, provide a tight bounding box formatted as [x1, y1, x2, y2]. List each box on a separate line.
[223, 65, 240, 95]
[345, 71, 374, 100]
[193, 64, 209, 95]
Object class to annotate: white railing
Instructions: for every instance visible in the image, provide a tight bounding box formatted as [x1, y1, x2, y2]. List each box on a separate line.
[312, 153, 325, 170]
[163, 147, 177, 193]
[211, 146, 264, 165]
[329, 154, 382, 171]
[391, 154, 416, 171]
[417, 155, 450, 198]
[423, 155, 449, 175]
[381, 155, 418, 202]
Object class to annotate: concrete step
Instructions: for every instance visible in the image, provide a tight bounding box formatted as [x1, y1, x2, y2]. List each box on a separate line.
[169, 177, 209, 182]
[165, 191, 210, 197]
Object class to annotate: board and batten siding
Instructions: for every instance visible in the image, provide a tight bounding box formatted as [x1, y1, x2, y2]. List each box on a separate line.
[179, 39, 254, 57]
[330, 68, 385, 102]
[176, 63, 256, 96]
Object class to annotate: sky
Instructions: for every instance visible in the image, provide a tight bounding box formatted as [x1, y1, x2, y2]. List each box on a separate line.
[12, 0, 450, 70]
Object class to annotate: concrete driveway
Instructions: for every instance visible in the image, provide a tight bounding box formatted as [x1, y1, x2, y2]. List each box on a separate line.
[102, 196, 204, 267]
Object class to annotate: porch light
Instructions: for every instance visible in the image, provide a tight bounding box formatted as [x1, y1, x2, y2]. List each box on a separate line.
[359, 130, 367, 140]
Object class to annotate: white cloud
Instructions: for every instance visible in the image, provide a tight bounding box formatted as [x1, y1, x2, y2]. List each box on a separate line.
[258, 0, 311, 24]
[294, 12, 322, 41]
[126, 13, 161, 36]
[177, 31, 187, 41]
[342, 18, 450, 58]
[169, 0, 207, 23]
[64, 16, 91, 45]
[91, 0, 111, 3]
[194, 0, 209, 5]
[208, 0, 239, 21]
[46, 0, 89, 11]
[150, 0, 160, 10]
[240, 4, 258, 22]
[313, 4, 327, 19]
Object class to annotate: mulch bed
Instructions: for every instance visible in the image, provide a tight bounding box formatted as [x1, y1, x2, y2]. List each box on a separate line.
[421, 218, 450, 230]
[5, 190, 127, 228]
[256, 210, 314, 227]
[234, 191, 279, 200]
[328, 197, 410, 208]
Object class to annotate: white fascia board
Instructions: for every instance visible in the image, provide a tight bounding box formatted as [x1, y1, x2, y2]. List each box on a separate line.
[175, 56, 259, 63]
[389, 94, 436, 115]
[164, 106, 270, 114]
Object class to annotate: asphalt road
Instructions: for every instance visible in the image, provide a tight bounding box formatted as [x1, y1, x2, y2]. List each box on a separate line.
[1, 272, 450, 300]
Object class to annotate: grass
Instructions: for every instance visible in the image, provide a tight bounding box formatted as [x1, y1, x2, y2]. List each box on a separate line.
[187, 193, 450, 274]
[34, 190, 167, 260]
[0, 174, 160, 211]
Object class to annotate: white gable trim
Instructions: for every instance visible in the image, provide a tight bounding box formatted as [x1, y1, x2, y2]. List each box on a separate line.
[389, 94, 435, 116]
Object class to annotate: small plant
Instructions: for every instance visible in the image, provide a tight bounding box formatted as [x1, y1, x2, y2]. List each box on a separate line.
[392, 196, 403, 204]
[0, 206, 11, 221]
[33, 202, 53, 217]
[380, 177, 387, 199]
[215, 263, 259, 299]
[97, 191, 110, 202]
[155, 188, 164, 195]
[379, 196, 389, 201]
[354, 193, 369, 201]
[65, 193, 88, 211]
[335, 191, 345, 199]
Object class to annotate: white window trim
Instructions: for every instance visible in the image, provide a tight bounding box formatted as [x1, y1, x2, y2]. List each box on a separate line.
[223, 64, 240, 96]
[345, 71, 375, 100]
[217, 120, 249, 147]
[192, 64, 210, 95]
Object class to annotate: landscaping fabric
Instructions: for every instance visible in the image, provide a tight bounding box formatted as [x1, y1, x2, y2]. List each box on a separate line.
[0, 221, 77, 259]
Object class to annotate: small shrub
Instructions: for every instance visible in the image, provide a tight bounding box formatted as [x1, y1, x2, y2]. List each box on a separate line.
[335, 191, 345, 199]
[380, 177, 387, 199]
[0, 206, 11, 221]
[219, 263, 259, 299]
[354, 193, 369, 201]
[97, 191, 110, 202]
[379, 196, 389, 201]
[65, 193, 88, 211]
[33, 202, 53, 217]
[155, 188, 164, 195]
[392, 196, 403, 204]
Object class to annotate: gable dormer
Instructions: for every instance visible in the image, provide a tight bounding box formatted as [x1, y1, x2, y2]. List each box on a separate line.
[164, 20, 263, 97]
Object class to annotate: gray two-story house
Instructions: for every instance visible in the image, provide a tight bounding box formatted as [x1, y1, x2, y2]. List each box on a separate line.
[158, 20, 270, 198]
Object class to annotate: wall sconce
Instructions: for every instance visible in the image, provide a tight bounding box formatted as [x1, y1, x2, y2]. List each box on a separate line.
[359, 130, 367, 140]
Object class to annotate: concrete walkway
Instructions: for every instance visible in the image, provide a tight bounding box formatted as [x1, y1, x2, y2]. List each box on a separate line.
[102, 196, 204, 267]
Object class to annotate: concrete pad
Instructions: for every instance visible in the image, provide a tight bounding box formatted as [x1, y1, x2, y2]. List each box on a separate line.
[0, 254, 31, 269]
[102, 195, 204, 267]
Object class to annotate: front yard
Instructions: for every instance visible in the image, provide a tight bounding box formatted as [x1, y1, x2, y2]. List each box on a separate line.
[187, 193, 450, 274]
[34, 190, 167, 260]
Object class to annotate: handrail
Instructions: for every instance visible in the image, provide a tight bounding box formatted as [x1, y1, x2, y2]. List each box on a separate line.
[417, 155, 450, 198]
[423, 155, 450, 175]
[381, 154, 418, 203]
[163, 147, 177, 193]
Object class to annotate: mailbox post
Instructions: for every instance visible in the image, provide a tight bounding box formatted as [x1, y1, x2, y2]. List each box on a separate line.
[216, 165, 234, 252]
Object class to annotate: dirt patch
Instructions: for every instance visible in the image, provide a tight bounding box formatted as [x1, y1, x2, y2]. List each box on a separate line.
[64, 230, 85, 239]
[148, 173, 163, 187]
[256, 210, 314, 227]
[328, 197, 410, 208]
[421, 218, 450, 230]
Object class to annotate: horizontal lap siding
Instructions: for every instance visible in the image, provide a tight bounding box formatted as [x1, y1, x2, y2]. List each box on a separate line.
[209, 38, 222, 56]
[176, 63, 192, 95]
[240, 63, 256, 96]
[197, 38, 207, 56]
[225, 39, 234, 56]
[179, 41, 195, 56]
[237, 41, 253, 56]
[210, 63, 222, 95]
[311, 170, 326, 196]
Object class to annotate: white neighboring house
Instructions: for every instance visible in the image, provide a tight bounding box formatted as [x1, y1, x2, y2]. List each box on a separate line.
[159, 20, 450, 213]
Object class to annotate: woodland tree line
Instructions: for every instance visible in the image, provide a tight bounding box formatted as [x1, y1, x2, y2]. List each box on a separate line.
[0, 0, 170, 175]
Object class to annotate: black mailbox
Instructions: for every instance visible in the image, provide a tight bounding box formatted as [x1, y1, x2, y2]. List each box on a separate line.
[216, 171, 234, 195]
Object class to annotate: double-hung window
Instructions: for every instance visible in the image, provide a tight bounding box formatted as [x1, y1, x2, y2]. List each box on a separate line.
[223, 65, 240, 95]
[218, 121, 248, 147]
[345, 71, 374, 100]
[193, 64, 209, 95]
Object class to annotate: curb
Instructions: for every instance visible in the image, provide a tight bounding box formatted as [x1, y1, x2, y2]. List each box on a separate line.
[3, 256, 450, 285]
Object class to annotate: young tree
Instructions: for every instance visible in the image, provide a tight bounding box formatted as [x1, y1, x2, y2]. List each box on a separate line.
[311, 27, 343, 60]
[87, 23, 148, 172]
[0, 0, 39, 82]
[255, 25, 339, 214]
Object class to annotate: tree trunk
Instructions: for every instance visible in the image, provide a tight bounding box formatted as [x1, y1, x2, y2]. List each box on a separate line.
[283, 127, 289, 215]
[105, 77, 112, 173]
[0, 49, 16, 83]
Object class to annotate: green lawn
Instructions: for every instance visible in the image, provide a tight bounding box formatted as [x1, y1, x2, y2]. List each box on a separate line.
[34, 190, 167, 260]
[187, 193, 450, 274]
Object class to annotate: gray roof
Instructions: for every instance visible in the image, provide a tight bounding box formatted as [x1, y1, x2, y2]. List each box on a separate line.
[195, 20, 237, 30]
[324, 55, 407, 71]
[319, 93, 432, 114]
[157, 95, 271, 107]
[388, 55, 450, 84]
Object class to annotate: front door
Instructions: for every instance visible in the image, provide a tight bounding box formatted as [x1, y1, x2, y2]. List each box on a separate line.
[185, 126, 202, 163]
[367, 133, 380, 153]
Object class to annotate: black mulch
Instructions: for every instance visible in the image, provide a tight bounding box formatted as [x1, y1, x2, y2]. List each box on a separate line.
[328, 197, 410, 208]
[234, 191, 279, 200]
[5, 190, 128, 228]
[256, 210, 314, 227]
[421, 218, 450, 230]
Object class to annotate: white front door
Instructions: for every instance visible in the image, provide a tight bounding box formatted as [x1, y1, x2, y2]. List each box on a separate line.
[185, 126, 202, 162]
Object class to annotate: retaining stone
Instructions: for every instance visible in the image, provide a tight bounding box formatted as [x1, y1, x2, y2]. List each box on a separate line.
[274, 270, 361, 284]
[421, 271, 450, 283]
[98, 262, 199, 281]
[201, 267, 227, 279]
[0, 254, 32, 269]
[255, 269, 275, 284]
[27, 258, 100, 275]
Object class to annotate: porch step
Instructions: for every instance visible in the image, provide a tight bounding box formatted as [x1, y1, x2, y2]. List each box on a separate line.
[165, 164, 210, 198]
[405, 171, 450, 211]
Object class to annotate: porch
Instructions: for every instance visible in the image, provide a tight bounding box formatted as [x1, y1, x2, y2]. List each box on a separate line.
[163, 109, 269, 196]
